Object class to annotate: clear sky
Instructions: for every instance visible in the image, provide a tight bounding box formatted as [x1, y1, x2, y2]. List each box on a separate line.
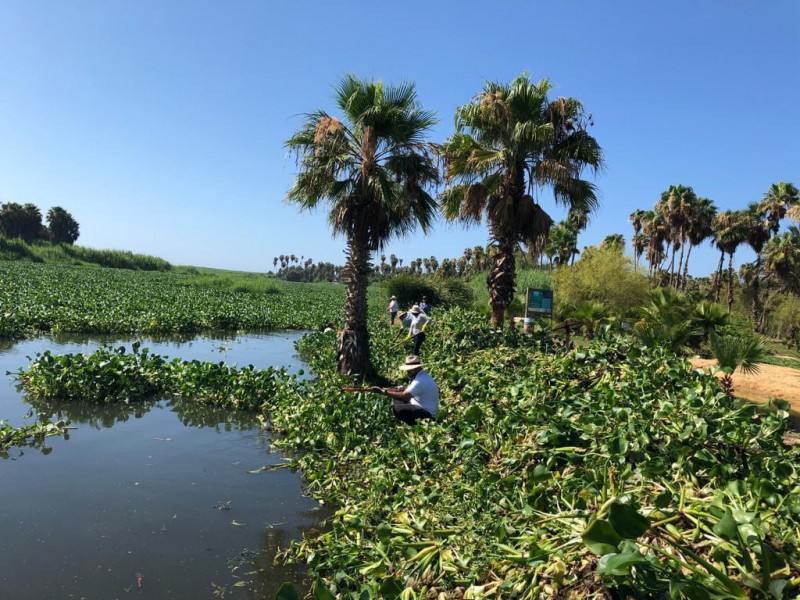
[1, 1, 798, 274]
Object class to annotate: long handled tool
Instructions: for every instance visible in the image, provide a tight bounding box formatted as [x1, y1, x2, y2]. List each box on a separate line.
[340, 386, 380, 393]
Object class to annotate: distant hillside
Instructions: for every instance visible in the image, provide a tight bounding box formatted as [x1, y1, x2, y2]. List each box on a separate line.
[0, 235, 171, 271]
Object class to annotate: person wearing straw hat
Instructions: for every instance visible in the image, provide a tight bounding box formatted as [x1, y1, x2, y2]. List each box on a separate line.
[388, 295, 399, 325]
[372, 355, 438, 425]
[401, 304, 431, 355]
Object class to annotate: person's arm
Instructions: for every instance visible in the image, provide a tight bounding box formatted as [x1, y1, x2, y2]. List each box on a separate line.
[371, 385, 412, 402]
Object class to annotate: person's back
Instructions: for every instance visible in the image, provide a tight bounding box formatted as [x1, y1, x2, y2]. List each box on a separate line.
[405, 369, 438, 417]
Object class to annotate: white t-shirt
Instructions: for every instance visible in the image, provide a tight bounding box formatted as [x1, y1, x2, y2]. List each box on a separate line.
[388, 299, 399, 312]
[400, 370, 439, 416]
[404, 313, 431, 336]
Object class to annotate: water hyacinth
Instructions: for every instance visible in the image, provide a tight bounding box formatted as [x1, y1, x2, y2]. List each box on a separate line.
[15, 307, 800, 598]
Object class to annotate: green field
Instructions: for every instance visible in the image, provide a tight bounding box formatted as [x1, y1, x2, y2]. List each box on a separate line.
[0, 261, 346, 338]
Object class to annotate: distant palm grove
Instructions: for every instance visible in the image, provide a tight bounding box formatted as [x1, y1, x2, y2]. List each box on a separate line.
[0, 202, 80, 244]
[284, 73, 799, 375]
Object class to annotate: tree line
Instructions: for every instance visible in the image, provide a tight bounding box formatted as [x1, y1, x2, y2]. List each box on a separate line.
[283, 72, 799, 377]
[630, 182, 799, 328]
[0, 202, 80, 244]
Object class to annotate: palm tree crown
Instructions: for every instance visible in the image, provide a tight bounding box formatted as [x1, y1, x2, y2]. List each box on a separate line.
[441, 73, 603, 326]
[286, 75, 439, 375]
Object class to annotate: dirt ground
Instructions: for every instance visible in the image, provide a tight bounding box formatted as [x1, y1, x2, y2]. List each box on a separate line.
[691, 358, 800, 412]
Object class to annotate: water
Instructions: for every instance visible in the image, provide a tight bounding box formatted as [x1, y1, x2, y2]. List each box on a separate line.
[0, 333, 322, 599]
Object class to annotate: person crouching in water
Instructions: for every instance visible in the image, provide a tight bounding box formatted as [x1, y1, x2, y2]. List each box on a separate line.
[372, 355, 438, 425]
[402, 304, 431, 355]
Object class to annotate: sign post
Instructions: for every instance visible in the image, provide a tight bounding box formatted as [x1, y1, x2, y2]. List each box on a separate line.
[525, 288, 553, 319]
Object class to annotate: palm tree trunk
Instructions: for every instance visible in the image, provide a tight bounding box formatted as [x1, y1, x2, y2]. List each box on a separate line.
[487, 241, 516, 328]
[337, 234, 373, 377]
[713, 251, 725, 302]
[681, 243, 693, 290]
[726, 252, 735, 312]
[750, 257, 762, 327]
[676, 233, 686, 289]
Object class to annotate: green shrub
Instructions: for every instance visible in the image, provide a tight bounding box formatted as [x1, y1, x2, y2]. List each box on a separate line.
[553, 247, 651, 316]
[382, 275, 473, 310]
[764, 292, 800, 340]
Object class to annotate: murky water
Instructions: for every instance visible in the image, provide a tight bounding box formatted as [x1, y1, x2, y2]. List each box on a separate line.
[0, 333, 322, 600]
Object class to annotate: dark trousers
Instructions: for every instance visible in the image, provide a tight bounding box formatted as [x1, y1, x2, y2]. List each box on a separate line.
[390, 311, 398, 325]
[392, 405, 433, 425]
[411, 331, 426, 355]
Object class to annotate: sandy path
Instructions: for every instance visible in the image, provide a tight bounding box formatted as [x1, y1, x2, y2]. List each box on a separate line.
[691, 359, 800, 413]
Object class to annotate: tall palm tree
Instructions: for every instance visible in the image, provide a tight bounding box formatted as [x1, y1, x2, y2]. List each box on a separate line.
[286, 75, 439, 376]
[658, 185, 698, 288]
[600, 233, 625, 253]
[759, 182, 799, 236]
[787, 204, 800, 224]
[743, 202, 771, 324]
[762, 227, 800, 295]
[546, 221, 578, 267]
[711, 210, 748, 311]
[641, 210, 668, 280]
[680, 197, 716, 290]
[441, 74, 603, 326]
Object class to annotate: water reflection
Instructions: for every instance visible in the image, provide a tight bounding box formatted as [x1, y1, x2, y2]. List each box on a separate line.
[27, 396, 262, 431]
[0, 332, 321, 599]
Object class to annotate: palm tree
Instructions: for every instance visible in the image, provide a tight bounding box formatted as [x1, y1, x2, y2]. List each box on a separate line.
[569, 301, 608, 339]
[441, 73, 603, 326]
[787, 204, 800, 224]
[708, 331, 768, 399]
[600, 233, 625, 253]
[680, 197, 716, 290]
[660, 186, 691, 287]
[711, 210, 748, 310]
[759, 182, 799, 236]
[46, 206, 80, 244]
[762, 227, 800, 295]
[641, 210, 668, 280]
[743, 202, 771, 324]
[546, 222, 578, 267]
[286, 75, 439, 376]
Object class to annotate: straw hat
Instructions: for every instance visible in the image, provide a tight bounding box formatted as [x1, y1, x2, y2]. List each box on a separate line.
[398, 355, 424, 371]
[391, 295, 397, 299]
[409, 304, 421, 314]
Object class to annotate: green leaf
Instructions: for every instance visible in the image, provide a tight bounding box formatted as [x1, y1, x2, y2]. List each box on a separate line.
[275, 582, 300, 600]
[312, 579, 335, 600]
[464, 404, 482, 424]
[597, 551, 648, 576]
[379, 577, 405, 600]
[582, 519, 622, 556]
[608, 502, 650, 539]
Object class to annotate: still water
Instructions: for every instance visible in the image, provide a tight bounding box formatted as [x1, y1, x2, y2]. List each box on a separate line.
[0, 333, 322, 600]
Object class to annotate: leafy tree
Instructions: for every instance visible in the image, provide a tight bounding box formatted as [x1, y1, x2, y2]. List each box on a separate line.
[441, 73, 603, 327]
[0, 202, 46, 241]
[46, 206, 80, 244]
[553, 246, 650, 316]
[286, 75, 439, 376]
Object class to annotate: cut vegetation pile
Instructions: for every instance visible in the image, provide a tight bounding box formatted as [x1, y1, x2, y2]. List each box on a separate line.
[16, 307, 800, 598]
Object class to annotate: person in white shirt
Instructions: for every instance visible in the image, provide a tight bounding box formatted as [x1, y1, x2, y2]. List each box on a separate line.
[372, 355, 438, 425]
[402, 304, 431, 355]
[388, 295, 399, 325]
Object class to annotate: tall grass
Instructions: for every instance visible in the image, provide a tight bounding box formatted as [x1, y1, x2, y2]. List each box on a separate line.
[0, 236, 171, 271]
[468, 268, 552, 317]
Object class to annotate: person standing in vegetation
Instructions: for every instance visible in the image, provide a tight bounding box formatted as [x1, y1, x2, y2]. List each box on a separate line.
[402, 305, 431, 355]
[419, 296, 431, 315]
[371, 355, 438, 425]
[388, 295, 399, 325]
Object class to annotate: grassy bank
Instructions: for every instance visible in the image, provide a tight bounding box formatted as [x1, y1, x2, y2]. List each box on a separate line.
[0, 236, 172, 270]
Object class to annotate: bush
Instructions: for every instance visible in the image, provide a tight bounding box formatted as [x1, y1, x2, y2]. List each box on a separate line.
[552, 247, 651, 316]
[382, 275, 472, 311]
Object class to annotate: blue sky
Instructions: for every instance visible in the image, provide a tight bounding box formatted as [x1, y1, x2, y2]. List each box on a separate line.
[0, 1, 797, 274]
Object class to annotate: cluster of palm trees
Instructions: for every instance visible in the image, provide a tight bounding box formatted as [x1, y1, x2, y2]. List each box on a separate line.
[631, 182, 800, 324]
[376, 246, 491, 279]
[271, 256, 341, 282]
[0, 202, 80, 245]
[287, 73, 601, 375]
